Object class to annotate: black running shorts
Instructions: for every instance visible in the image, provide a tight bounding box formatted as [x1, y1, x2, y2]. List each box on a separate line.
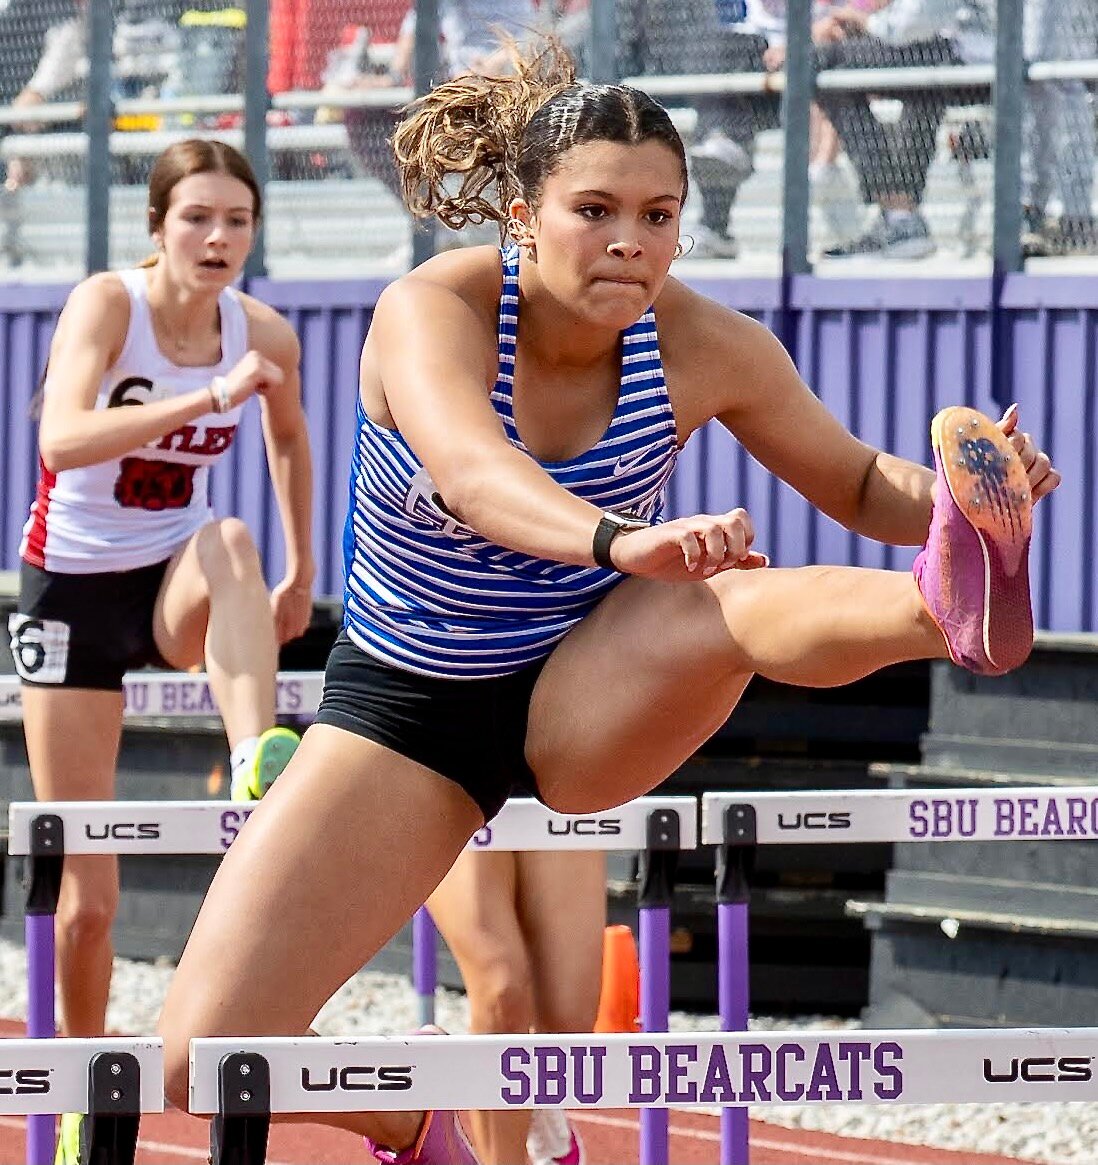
[10, 559, 171, 691]
[315, 631, 548, 822]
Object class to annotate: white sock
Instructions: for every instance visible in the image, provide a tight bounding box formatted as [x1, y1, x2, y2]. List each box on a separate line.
[230, 736, 260, 777]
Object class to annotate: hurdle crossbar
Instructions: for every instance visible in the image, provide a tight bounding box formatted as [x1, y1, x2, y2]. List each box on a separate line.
[702, 787, 1098, 845]
[0, 670, 323, 723]
[8, 796, 698, 855]
[0, 1040, 162, 1115]
[190, 1028, 1098, 1114]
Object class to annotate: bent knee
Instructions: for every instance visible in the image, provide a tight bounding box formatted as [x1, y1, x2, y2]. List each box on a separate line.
[162, 1043, 191, 1113]
[57, 889, 118, 947]
[196, 518, 263, 583]
[466, 961, 535, 1034]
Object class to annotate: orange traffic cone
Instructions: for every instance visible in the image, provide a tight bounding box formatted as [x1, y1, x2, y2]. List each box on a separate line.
[594, 924, 641, 1033]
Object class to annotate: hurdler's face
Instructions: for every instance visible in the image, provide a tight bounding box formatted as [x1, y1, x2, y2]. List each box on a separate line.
[510, 139, 685, 330]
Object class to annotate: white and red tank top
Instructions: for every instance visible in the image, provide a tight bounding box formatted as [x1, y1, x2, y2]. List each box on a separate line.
[20, 268, 249, 574]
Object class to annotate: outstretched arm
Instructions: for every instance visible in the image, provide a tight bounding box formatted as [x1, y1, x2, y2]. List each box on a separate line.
[689, 299, 1058, 546]
[250, 304, 315, 644]
[368, 275, 757, 581]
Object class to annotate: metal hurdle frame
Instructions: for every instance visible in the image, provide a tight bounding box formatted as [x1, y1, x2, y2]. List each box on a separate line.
[3, 667, 319, 1165]
[191, 1025, 1098, 1165]
[703, 786, 1098, 1165]
[409, 795, 697, 1165]
[8, 795, 696, 1165]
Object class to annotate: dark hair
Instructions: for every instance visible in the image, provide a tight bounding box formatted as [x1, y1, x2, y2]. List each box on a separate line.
[140, 138, 262, 265]
[392, 39, 688, 234]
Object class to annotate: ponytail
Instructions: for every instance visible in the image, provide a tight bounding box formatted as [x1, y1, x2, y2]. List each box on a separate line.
[391, 37, 576, 233]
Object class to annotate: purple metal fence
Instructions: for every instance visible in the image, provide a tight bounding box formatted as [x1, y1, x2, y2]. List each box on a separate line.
[1, 274, 1094, 630]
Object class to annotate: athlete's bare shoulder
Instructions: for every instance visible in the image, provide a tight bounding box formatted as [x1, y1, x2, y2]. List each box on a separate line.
[53, 271, 132, 361]
[370, 244, 502, 364]
[238, 291, 300, 363]
[652, 274, 794, 435]
[393, 243, 504, 323]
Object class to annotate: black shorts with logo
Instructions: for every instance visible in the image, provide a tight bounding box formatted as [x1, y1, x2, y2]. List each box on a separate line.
[315, 631, 548, 822]
[9, 559, 171, 691]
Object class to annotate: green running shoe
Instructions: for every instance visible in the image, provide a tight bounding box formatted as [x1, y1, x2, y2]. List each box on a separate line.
[54, 1112, 82, 1165]
[229, 726, 299, 800]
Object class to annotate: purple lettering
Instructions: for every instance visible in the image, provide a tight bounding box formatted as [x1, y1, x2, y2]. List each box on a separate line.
[1068, 798, 1087, 835]
[873, 1042, 904, 1100]
[572, 1047, 605, 1104]
[1017, 797, 1039, 837]
[665, 1045, 698, 1103]
[628, 1046, 660, 1104]
[162, 684, 177, 713]
[219, 808, 254, 850]
[739, 1044, 772, 1101]
[775, 1044, 805, 1101]
[908, 799, 928, 838]
[931, 800, 952, 837]
[1041, 799, 1065, 837]
[125, 682, 149, 714]
[699, 1045, 735, 1104]
[806, 1045, 842, 1101]
[499, 1048, 529, 1104]
[533, 1047, 567, 1105]
[994, 798, 1014, 836]
[838, 1042, 871, 1101]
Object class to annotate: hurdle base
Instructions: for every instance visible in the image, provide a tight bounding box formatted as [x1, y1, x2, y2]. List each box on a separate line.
[210, 1111, 271, 1165]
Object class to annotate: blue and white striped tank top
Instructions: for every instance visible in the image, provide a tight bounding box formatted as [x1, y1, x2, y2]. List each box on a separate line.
[342, 244, 680, 678]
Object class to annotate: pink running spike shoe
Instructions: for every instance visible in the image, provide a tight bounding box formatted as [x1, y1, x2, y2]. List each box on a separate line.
[364, 1027, 480, 1165]
[914, 406, 1034, 675]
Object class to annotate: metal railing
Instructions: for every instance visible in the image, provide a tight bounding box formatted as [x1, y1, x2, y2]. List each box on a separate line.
[0, 0, 1093, 276]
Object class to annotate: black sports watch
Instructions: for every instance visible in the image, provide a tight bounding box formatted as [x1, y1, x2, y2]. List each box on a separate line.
[592, 511, 649, 571]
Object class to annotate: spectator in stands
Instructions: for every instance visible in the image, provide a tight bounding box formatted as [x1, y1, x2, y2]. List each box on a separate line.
[2, 0, 84, 192]
[1021, 0, 1098, 257]
[615, 0, 781, 259]
[2, 0, 189, 192]
[751, 0, 879, 247]
[813, 0, 992, 260]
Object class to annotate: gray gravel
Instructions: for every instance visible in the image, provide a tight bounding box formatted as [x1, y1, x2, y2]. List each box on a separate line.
[0, 938, 1093, 1164]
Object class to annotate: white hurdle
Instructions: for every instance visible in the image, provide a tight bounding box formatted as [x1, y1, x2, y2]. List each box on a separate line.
[702, 787, 1098, 1165]
[0, 670, 324, 723]
[189, 1027, 1098, 1164]
[0, 1038, 162, 1165]
[8, 795, 696, 1165]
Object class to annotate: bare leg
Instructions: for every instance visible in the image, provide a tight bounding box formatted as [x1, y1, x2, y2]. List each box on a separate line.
[528, 566, 946, 812]
[427, 850, 606, 1164]
[20, 686, 122, 1036]
[153, 519, 277, 747]
[427, 852, 533, 1164]
[518, 851, 606, 1036]
[157, 723, 484, 1149]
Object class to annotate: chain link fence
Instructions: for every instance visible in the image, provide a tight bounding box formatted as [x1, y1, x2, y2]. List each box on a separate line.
[0, 0, 1095, 278]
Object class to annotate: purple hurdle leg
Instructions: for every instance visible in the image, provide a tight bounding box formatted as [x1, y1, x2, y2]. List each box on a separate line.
[638, 904, 670, 1165]
[26, 914, 56, 1165]
[25, 813, 64, 1165]
[413, 907, 437, 1028]
[718, 804, 756, 1165]
[637, 809, 680, 1165]
[718, 901, 750, 1165]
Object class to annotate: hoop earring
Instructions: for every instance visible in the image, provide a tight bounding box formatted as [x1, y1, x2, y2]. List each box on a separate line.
[674, 236, 694, 260]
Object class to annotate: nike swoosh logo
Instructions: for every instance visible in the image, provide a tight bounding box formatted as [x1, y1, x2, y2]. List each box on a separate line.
[612, 449, 649, 476]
